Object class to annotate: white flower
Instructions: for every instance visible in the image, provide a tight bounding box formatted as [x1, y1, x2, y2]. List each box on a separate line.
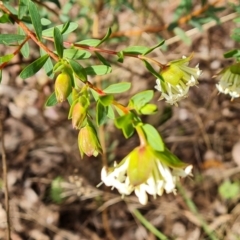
[101, 146, 193, 205]
[216, 63, 240, 99]
[155, 56, 201, 105]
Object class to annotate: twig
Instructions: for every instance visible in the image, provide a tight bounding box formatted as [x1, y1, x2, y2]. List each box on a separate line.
[0, 107, 11, 239]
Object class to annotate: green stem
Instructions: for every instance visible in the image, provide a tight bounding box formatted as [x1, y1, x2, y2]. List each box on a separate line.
[135, 124, 147, 147]
[177, 183, 219, 240]
[132, 209, 168, 240]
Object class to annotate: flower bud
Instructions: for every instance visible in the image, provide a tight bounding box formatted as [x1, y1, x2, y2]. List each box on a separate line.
[55, 72, 72, 102]
[78, 125, 102, 158]
[72, 101, 87, 129]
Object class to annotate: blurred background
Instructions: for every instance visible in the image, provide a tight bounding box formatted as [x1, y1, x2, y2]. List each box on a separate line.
[1, 0, 240, 239]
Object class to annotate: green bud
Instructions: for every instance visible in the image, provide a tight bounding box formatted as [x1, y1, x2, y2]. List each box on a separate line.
[78, 125, 102, 158]
[55, 72, 72, 102]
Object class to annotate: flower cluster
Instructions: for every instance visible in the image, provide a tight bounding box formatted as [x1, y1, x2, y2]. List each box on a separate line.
[216, 63, 240, 99]
[155, 56, 201, 105]
[101, 146, 192, 205]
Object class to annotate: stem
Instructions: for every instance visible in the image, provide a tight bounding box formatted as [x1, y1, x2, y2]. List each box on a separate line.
[112, 100, 129, 114]
[132, 209, 168, 240]
[44, 37, 166, 69]
[138, 55, 165, 68]
[0, 109, 11, 240]
[135, 124, 147, 147]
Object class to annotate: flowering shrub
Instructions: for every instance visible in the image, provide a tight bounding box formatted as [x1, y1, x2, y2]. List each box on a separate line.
[0, 0, 239, 207]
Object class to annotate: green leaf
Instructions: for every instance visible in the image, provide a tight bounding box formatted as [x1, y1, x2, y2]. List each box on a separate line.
[90, 88, 99, 101]
[155, 148, 187, 168]
[115, 113, 134, 138]
[130, 90, 154, 108]
[29, 1, 42, 41]
[76, 39, 101, 47]
[95, 52, 111, 66]
[18, 27, 29, 58]
[117, 51, 124, 63]
[3, 2, 18, 14]
[0, 54, 14, 64]
[103, 82, 131, 94]
[96, 101, 108, 126]
[173, 27, 191, 45]
[45, 92, 58, 107]
[61, 21, 70, 35]
[85, 65, 112, 76]
[140, 104, 158, 115]
[224, 49, 240, 59]
[142, 124, 164, 152]
[143, 60, 163, 80]
[0, 34, 25, 44]
[0, 13, 13, 23]
[63, 49, 91, 60]
[69, 59, 87, 82]
[218, 180, 240, 200]
[40, 49, 54, 78]
[0, 70, 2, 83]
[18, 0, 28, 18]
[123, 46, 150, 55]
[54, 27, 63, 58]
[42, 22, 78, 37]
[20, 54, 49, 79]
[97, 28, 112, 46]
[41, 18, 51, 26]
[99, 95, 114, 106]
[50, 177, 64, 204]
[143, 40, 165, 55]
[107, 105, 115, 119]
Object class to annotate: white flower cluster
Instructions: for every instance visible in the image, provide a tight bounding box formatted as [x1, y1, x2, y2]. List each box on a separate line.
[155, 56, 201, 105]
[216, 64, 240, 99]
[101, 156, 192, 205]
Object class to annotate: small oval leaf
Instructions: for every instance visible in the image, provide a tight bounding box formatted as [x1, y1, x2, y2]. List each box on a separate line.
[142, 124, 164, 152]
[85, 65, 112, 76]
[54, 27, 63, 58]
[20, 54, 49, 79]
[0, 34, 25, 44]
[123, 46, 150, 54]
[76, 39, 101, 47]
[42, 22, 78, 37]
[96, 101, 108, 126]
[29, 1, 42, 40]
[45, 92, 58, 107]
[69, 59, 87, 82]
[63, 49, 91, 60]
[104, 82, 131, 94]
